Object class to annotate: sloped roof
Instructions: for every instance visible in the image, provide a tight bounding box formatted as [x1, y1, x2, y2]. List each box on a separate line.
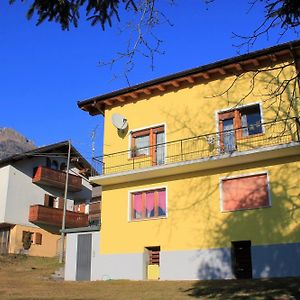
[78, 39, 300, 115]
[0, 140, 94, 177]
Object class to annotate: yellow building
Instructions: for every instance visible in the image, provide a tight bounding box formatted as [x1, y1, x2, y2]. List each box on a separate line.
[75, 40, 300, 280]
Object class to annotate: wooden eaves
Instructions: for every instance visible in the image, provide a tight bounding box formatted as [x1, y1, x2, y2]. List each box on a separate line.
[78, 39, 300, 116]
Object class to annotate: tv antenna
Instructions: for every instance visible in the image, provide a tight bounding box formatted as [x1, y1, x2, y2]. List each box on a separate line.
[91, 125, 99, 159]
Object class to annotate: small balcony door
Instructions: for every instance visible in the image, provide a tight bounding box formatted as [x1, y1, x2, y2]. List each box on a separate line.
[219, 110, 240, 153]
[222, 118, 236, 153]
[155, 131, 165, 165]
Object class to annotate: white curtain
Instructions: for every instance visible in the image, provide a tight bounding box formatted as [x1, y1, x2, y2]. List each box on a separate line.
[135, 135, 150, 155]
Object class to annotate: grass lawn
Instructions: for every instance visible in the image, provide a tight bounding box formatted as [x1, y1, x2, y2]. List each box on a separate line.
[0, 255, 299, 300]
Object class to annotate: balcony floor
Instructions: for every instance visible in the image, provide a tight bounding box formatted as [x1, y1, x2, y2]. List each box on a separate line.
[90, 142, 300, 186]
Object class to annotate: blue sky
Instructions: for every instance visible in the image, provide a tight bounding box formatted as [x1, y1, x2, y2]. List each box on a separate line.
[0, 1, 299, 162]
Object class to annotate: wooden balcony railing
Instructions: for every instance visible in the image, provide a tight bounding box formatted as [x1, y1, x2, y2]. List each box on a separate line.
[32, 166, 82, 192]
[29, 205, 89, 228]
[93, 118, 300, 176]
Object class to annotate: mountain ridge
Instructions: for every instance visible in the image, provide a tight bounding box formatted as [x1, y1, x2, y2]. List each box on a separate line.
[0, 128, 36, 160]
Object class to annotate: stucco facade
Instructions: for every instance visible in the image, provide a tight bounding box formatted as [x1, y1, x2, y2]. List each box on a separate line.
[72, 40, 300, 281]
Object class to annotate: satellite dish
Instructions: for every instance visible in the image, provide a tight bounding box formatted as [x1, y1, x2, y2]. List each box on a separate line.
[111, 113, 128, 130]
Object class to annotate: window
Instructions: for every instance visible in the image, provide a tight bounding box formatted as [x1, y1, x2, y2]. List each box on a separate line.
[218, 104, 263, 153]
[22, 231, 33, 243]
[60, 162, 66, 171]
[131, 188, 166, 220]
[46, 157, 51, 168]
[44, 194, 55, 208]
[131, 125, 165, 165]
[219, 104, 262, 138]
[239, 105, 263, 136]
[35, 233, 42, 245]
[51, 160, 59, 170]
[221, 173, 270, 212]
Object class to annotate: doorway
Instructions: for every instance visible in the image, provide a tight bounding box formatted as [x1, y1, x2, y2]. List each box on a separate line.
[0, 228, 10, 255]
[231, 240, 252, 279]
[145, 246, 160, 280]
[76, 234, 92, 281]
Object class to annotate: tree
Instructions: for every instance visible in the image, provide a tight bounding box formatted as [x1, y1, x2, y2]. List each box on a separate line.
[9, 0, 137, 30]
[9, 1, 300, 82]
[231, 0, 300, 51]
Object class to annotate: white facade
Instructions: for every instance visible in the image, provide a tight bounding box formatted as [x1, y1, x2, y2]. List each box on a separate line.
[0, 155, 92, 228]
[0, 165, 10, 223]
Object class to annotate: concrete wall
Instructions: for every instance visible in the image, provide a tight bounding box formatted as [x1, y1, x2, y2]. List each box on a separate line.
[252, 242, 300, 278]
[0, 165, 10, 223]
[65, 232, 144, 281]
[64, 232, 300, 281]
[160, 248, 233, 280]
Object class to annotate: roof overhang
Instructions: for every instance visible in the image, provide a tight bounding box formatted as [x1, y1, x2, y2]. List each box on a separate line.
[78, 39, 300, 116]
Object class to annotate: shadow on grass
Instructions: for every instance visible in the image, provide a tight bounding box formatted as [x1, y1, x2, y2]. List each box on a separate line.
[183, 277, 300, 299]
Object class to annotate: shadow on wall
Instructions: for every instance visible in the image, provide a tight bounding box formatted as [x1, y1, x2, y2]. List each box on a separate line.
[160, 70, 300, 281]
[165, 155, 300, 281]
[177, 162, 300, 299]
[195, 248, 232, 280]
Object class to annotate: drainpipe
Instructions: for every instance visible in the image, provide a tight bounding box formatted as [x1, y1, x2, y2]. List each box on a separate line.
[59, 140, 71, 264]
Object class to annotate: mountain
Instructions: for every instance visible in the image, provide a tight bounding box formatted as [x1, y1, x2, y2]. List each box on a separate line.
[0, 128, 36, 160]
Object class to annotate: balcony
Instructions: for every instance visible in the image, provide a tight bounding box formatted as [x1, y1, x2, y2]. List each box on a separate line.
[29, 205, 89, 228]
[32, 166, 82, 192]
[91, 118, 300, 186]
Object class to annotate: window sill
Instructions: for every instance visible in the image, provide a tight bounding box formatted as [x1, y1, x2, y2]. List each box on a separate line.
[237, 132, 264, 140]
[221, 204, 271, 213]
[128, 154, 149, 160]
[129, 216, 167, 222]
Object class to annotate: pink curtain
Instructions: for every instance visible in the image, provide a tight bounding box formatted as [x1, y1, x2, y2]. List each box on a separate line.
[133, 193, 142, 212]
[158, 189, 166, 212]
[146, 192, 155, 211]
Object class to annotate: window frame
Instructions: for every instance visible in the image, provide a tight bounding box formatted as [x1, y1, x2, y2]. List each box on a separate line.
[35, 232, 43, 245]
[216, 102, 264, 140]
[128, 123, 166, 160]
[128, 186, 168, 221]
[219, 171, 272, 213]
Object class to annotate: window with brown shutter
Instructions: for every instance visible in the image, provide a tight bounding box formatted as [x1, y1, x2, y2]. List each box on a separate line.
[58, 197, 64, 209]
[146, 246, 160, 265]
[221, 173, 270, 212]
[44, 194, 50, 207]
[35, 233, 42, 245]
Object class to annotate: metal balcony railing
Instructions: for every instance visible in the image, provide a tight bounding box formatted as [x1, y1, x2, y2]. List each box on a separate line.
[92, 118, 300, 176]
